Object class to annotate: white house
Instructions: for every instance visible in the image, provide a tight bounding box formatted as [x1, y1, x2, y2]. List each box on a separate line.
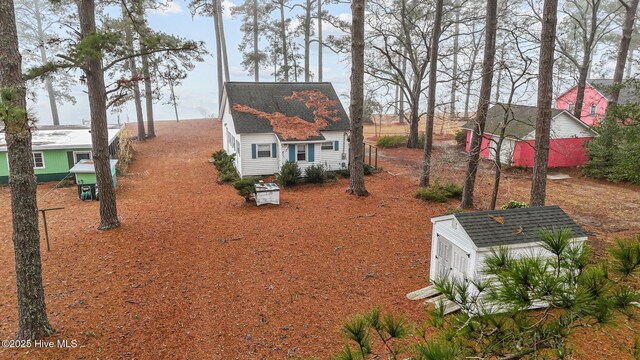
[219, 82, 350, 178]
[407, 206, 588, 313]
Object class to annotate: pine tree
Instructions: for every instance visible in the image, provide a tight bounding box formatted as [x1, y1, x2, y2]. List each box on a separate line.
[0, 0, 54, 340]
[346, 0, 367, 196]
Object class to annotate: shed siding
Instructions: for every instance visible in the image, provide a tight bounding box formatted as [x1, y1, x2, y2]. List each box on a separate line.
[475, 238, 587, 272]
[240, 133, 280, 176]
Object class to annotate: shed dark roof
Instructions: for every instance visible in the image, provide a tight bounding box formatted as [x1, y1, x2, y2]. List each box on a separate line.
[588, 79, 640, 104]
[462, 104, 565, 139]
[224, 82, 350, 140]
[452, 205, 587, 248]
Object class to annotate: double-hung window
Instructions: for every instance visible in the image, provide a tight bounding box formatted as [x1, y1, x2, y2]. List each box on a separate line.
[33, 152, 45, 169]
[321, 142, 334, 150]
[257, 144, 271, 158]
[297, 144, 307, 161]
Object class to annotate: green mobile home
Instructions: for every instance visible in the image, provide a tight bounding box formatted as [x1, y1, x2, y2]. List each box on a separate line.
[0, 125, 122, 184]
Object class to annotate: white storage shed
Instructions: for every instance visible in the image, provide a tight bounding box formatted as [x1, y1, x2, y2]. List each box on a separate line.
[429, 205, 588, 285]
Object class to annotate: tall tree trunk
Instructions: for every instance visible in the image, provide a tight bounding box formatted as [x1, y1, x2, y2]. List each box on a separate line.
[494, 43, 505, 103]
[347, 0, 367, 196]
[460, 0, 497, 209]
[463, 63, 476, 118]
[572, 57, 590, 119]
[406, 91, 420, 148]
[420, 0, 443, 187]
[304, 0, 311, 82]
[217, 0, 230, 82]
[463, 41, 480, 119]
[170, 80, 179, 122]
[34, 0, 60, 125]
[214, 0, 223, 107]
[490, 125, 508, 209]
[141, 54, 155, 138]
[317, 0, 322, 81]
[121, 4, 145, 140]
[279, 2, 289, 81]
[253, 0, 259, 81]
[136, 7, 155, 138]
[450, 11, 460, 118]
[626, 48, 634, 78]
[1, 0, 55, 340]
[610, 0, 639, 104]
[78, 0, 120, 229]
[572, 2, 600, 119]
[399, 55, 407, 123]
[530, 0, 558, 207]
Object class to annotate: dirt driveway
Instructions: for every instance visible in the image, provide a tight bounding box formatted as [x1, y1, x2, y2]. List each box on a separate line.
[0, 119, 637, 359]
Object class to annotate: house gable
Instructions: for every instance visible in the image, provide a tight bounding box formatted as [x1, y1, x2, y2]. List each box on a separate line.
[521, 111, 597, 140]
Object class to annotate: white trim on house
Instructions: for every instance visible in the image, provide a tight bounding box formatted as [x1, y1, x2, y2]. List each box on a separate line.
[32, 151, 45, 169]
[73, 150, 93, 164]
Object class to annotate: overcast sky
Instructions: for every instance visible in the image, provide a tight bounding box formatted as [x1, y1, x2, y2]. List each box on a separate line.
[26, 0, 353, 126]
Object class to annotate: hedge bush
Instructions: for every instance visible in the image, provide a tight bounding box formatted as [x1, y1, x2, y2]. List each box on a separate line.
[212, 151, 239, 182]
[363, 164, 375, 176]
[305, 164, 327, 184]
[277, 161, 302, 186]
[500, 200, 529, 209]
[233, 178, 256, 201]
[376, 135, 407, 148]
[376, 133, 425, 148]
[416, 181, 463, 203]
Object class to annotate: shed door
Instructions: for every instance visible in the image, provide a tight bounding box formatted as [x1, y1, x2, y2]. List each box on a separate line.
[437, 236, 452, 279]
[437, 235, 469, 281]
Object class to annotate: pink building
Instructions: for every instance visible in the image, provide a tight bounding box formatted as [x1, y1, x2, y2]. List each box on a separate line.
[555, 79, 637, 126]
[463, 104, 597, 168]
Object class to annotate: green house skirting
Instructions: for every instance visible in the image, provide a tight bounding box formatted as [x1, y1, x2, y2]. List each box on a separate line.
[0, 172, 69, 185]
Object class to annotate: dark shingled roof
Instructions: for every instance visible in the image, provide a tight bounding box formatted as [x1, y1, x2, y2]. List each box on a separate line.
[462, 104, 563, 138]
[588, 79, 640, 104]
[452, 205, 587, 248]
[224, 82, 350, 138]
